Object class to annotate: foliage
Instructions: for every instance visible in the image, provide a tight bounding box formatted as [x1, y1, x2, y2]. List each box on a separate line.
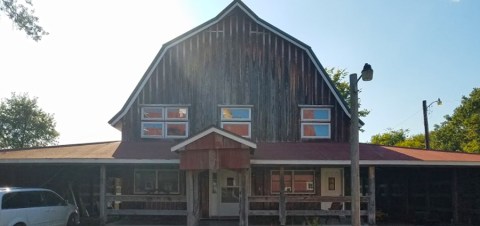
[396, 134, 425, 149]
[370, 129, 409, 146]
[431, 88, 480, 153]
[325, 67, 370, 118]
[0, 0, 48, 41]
[0, 93, 58, 149]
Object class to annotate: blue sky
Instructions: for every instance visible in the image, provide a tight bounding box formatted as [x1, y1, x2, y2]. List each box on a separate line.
[0, 0, 478, 144]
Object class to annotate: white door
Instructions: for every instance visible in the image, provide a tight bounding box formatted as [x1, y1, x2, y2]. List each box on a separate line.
[213, 169, 240, 216]
[321, 168, 343, 210]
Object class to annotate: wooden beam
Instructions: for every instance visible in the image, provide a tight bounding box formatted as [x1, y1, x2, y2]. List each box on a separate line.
[239, 169, 249, 226]
[105, 194, 186, 202]
[107, 209, 187, 216]
[368, 166, 376, 225]
[99, 165, 106, 226]
[279, 167, 286, 226]
[249, 195, 369, 203]
[186, 171, 199, 226]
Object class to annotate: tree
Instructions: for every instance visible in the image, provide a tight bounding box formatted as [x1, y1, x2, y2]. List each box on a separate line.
[0, 0, 48, 41]
[0, 93, 58, 149]
[370, 129, 426, 149]
[431, 88, 480, 153]
[325, 67, 370, 118]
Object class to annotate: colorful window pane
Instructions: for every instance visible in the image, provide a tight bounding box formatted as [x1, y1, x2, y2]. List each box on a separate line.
[142, 107, 163, 120]
[222, 122, 250, 138]
[221, 108, 251, 120]
[166, 122, 187, 138]
[302, 123, 330, 138]
[142, 122, 163, 137]
[166, 107, 188, 120]
[302, 108, 330, 121]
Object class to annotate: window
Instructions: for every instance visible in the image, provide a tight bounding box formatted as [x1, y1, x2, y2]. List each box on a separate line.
[300, 107, 331, 139]
[271, 170, 315, 194]
[220, 107, 251, 138]
[134, 169, 180, 194]
[141, 106, 188, 138]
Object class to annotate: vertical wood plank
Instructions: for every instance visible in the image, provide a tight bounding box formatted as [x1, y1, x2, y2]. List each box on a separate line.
[279, 167, 286, 226]
[99, 165, 106, 226]
[368, 166, 376, 225]
[452, 169, 459, 224]
[186, 170, 198, 226]
[239, 169, 249, 226]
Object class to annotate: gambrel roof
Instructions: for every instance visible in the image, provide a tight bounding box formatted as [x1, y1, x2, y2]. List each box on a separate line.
[108, 0, 352, 128]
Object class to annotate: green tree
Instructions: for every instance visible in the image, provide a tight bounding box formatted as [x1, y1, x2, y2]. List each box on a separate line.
[0, 0, 48, 41]
[370, 129, 408, 146]
[325, 67, 370, 118]
[396, 134, 425, 149]
[0, 93, 59, 149]
[431, 88, 480, 153]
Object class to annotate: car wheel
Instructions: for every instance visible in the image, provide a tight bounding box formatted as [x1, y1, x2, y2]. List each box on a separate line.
[14, 223, 26, 226]
[67, 214, 77, 226]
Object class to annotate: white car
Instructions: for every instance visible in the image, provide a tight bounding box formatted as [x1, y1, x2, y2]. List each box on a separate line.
[0, 187, 80, 226]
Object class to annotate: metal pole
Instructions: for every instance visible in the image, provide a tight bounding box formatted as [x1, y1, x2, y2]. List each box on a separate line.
[423, 100, 430, 149]
[349, 73, 361, 226]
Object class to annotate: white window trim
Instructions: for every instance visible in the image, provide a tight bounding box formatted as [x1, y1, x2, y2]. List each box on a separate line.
[165, 122, 189, 138]
[141, 122, 164, 138]
[270, 170, 316, 194]
[220, 107, 251, 121]
[221, 121, 251, 138]
[141, 107, 164, 120]
[301, 108, 331, 121]
[301, 123, 331, 139]
[141, 106, 189, 139]
[134, 169, 180, 195]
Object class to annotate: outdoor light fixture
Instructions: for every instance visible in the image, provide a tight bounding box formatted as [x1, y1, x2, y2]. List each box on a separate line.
[423, 98, 442, 150]
[349, 63, 373, 226]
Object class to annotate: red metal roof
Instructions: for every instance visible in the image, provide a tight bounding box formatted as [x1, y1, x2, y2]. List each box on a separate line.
[1, 141, 480, 165]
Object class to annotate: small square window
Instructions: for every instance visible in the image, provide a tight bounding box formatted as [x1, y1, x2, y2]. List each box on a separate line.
[301, 123, 330, 138]
[221, 108, 251, 121]
[142, 122, 164, 138]
[222, 122, 251, 138]
[142, 107, 163, 120]
[166, 107, 188, 120]
[166, 122, 188, 138]
[301, 108, 330, 121]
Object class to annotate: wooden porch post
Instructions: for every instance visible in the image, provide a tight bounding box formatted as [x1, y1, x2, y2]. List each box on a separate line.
[99, 165, 106, 226]
[187, 170, 199, 226]
[452, 169, 459, 224]
[279, 166, 286, 226]
[368, 166, 376, 225]
[239, 169, 249, 226]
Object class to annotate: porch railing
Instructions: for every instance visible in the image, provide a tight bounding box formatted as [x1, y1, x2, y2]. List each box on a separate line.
[249, 195, 369, 216]
[105, 194, 187, 216]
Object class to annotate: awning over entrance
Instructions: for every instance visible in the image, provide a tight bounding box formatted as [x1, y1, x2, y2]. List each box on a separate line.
[171, 126, 256, 170]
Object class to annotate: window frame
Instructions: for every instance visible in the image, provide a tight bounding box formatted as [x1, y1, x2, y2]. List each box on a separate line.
[134, 169, 180, 195]
[270, 170, 316, 195]
[300, 106, 331, 139]
[301, 123, 331, 139]
[140, 106, 189, 139]
[220, 106, 252, 138]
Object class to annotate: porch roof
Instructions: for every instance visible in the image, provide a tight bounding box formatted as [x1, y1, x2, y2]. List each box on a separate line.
[1, 141, 480, 166]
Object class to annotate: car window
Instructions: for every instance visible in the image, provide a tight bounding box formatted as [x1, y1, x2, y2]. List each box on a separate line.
[2, 192, 28, 209]
[42, 191, 65, 206]
[25, 191, 44, 207]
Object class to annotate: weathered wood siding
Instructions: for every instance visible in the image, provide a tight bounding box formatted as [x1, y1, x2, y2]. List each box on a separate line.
[121, 7, 350, 142]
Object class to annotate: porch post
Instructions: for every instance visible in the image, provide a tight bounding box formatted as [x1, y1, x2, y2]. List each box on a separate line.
[239, 169, 249, 226]
[368, 166, 376, 225]
[187, 170, 199, 226]
[452, 169, 459, 224]
[279, 166, 286, 226]
[99, 165, 106, 226]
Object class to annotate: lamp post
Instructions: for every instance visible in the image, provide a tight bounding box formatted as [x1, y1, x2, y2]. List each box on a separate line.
[349, 63, 373, 226]
[422, 98, 442, 149]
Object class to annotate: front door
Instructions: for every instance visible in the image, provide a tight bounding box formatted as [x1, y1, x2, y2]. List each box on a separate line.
[209, 169, 240, 217]
[321, 168, 343, 210]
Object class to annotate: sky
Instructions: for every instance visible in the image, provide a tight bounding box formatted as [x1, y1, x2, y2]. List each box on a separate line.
[1, 0, 479, 145]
